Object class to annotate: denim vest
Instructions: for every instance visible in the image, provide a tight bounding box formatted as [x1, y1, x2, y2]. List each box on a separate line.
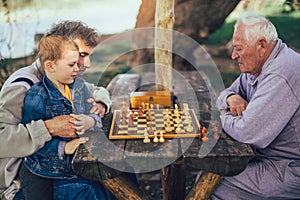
[22, 76, 101, 179]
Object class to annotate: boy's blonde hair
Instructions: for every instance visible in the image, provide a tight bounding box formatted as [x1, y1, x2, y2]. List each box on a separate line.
[38, 35, 79, 66]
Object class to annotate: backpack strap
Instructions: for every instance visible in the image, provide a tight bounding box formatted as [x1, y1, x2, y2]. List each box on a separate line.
[11, 77, 34, 87]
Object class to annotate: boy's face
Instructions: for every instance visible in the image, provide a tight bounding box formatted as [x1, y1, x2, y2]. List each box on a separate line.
[52, 49, 79, 85]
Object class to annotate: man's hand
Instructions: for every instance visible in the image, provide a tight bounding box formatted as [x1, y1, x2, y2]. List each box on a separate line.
[226, 94, 248, 116]
[70, 114, 95, 135]
[87, 98, 106, 118]
[65, 137, 89, 155]
[45, 115, 76, 138]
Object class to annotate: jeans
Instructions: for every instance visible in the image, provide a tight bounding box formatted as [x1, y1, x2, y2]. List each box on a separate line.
[54, 178, 107, 200]
[20, 164, 109, 200]
[19, 164, 53, 200]
[12, 189, 24, 200]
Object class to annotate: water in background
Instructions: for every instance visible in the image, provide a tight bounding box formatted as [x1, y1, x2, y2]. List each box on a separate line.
[0, 0, 141, 59]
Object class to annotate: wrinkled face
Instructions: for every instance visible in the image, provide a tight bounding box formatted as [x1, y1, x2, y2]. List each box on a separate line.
[74, 38, 95, 76]
[231, 25, 265, 77]
[52, 49, 79, 85]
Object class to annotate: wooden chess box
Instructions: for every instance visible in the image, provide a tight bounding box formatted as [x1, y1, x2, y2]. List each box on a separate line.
[130, 91, 172, 108]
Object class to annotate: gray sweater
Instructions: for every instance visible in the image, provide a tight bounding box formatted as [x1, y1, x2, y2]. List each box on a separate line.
[215, 39, 300, 199]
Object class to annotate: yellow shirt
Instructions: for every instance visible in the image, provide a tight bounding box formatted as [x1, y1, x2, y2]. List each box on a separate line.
[61, 84, 72, 102]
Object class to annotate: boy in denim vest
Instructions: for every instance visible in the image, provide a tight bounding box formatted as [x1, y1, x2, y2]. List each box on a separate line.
[20, 35, 107, 200]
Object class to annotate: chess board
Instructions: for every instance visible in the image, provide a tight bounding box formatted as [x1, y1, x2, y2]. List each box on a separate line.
[109, 108, 201, 140]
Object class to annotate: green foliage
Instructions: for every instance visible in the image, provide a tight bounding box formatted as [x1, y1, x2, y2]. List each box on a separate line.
[204, 11, 300, 88]
[205, 22, 235, 46]
[205, 12, 300, 51]
[269, 14, 300, 50]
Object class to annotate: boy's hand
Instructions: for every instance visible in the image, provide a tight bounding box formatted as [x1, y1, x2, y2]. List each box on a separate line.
[65, 137, 89, 155]
[70, 114, 95, 135]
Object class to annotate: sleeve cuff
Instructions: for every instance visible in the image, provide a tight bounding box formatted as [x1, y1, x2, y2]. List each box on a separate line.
[93, 87, 112, 114]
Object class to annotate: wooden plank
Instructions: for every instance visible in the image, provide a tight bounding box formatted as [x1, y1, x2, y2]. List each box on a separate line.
[124, 139, 179, 173]
[182, 132, 254, 176]
[72, 113, 126, 180]
[154, 0, 175, 91]
[101, 173, 146, 200]
[185, 172, 222, 200]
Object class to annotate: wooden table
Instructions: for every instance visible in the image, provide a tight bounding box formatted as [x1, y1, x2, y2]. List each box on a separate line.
[72, 71, 254, 200]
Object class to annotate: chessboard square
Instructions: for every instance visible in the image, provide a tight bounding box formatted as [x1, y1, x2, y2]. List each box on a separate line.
[156, 118, 164, 122]
[137, 129, 145, 134]
[138, 124, 147, 128]
[119, 125, 128, 128]
[138, 119, 147, 123]
[118, 130, 128, 135]
[156, 124, 164, 128]
[128, 127, 136, 131]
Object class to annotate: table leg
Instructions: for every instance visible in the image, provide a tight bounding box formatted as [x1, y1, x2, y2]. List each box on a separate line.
[100, 173, 145, 200]
[185, 172, 222, 200]
[162, 160, 186, 200]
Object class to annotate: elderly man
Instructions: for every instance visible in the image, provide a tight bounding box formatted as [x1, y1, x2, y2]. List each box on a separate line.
[213, 14, 300, 199]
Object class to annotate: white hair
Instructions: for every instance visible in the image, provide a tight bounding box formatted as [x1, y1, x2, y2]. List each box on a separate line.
[234, 13, 278, 45]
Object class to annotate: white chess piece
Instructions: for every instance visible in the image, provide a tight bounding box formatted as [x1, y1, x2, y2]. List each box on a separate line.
[143, 128, 150, 143]
[153, 131, 159, 142]
[159, 131, 165, 143]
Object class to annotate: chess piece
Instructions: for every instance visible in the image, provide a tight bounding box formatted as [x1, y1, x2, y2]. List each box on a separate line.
[185, 122, 194, 132]
[148, 123, 154, 135]
[130, 109, 136, 121]
[184, 116, 192, 124]
[121, 115, 127, 125]
[211, 121, 220, 140]
[201, 127, 209, 142]
[156, 104, 160, 110]
[147, 109, 152, 121]
[145, 103, 149, 110]
[174, 104, 180, 115]
[183, 103, 189, 110]
[138, 106, 144, 117]
[175, 126, 182, 134]
[174, 115, 181, 124]
[153, 131, 159, 142]
[129, 115, 134, 127]
[165, 114, 171, 124]
[182, 105, 189, 115]
[165, 122, 173, 132]
[143, 128, 151, 143]
[150, 104, 154, 109]
[121, 98, 126, 110]
[174, 104, 178, 110]
[159, 131, 165, 142]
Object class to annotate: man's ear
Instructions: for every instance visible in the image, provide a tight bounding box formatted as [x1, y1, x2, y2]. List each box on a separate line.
[259, 38, 268, 49]
[258, 38, 268, 57]
[44, 60, 54, 72]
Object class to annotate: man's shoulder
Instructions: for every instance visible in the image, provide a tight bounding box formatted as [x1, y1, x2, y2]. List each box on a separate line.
[2, 60, 42, 90]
